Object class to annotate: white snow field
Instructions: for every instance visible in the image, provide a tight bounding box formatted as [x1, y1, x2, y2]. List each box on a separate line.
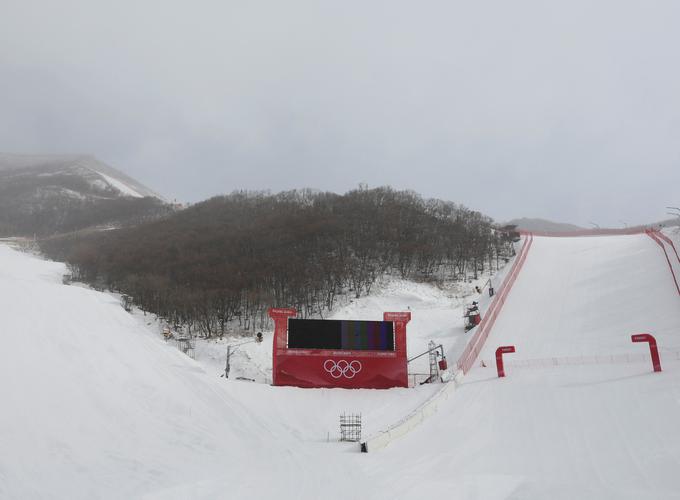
[376, 234, 680, 500]
[2, 232, 680, 499]
[0, 243, 482, 500]
[476, 234, 680, 363]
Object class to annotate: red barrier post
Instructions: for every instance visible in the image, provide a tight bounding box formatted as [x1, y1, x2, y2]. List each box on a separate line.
[654, 230, 680, 265]
[384, 311, 412, 362]
[631, 333, 662, 372]
[268, 307, 297, 385]
[495, 346, 516, 378]
[645, 230, 680, 296]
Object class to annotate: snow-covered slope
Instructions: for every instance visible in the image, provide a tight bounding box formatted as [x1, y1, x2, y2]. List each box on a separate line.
[5, 233, 680, 499]
[0, 243, 478, 499]
[0, 154, 169, 236]
[0, 245, 281, 499]
[376, 234, 680, 499]
[477, 234, 680, 361]
[0, 153, 162, 199]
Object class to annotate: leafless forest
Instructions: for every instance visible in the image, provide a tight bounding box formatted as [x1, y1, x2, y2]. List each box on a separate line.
[41, 187, 515, 337]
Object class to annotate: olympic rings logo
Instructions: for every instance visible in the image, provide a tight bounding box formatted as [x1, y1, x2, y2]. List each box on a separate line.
[323, 359, 362, 379]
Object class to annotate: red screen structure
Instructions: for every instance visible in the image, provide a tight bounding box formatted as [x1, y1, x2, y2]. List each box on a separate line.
[269, 308, 410, 389]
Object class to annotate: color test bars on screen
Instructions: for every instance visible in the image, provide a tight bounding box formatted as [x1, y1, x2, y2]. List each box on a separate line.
[287, 319, 394, 351]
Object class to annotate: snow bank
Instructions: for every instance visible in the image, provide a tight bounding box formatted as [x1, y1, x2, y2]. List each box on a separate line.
[0, 244, 464, 499]
[0, 245, 284, 499]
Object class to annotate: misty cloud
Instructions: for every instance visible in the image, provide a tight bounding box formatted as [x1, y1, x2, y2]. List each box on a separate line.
[2, 0, 680, 226]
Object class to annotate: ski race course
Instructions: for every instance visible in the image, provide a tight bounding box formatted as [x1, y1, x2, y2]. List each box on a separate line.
[380, 231, 680, 500]
[2, 228, 680, 499]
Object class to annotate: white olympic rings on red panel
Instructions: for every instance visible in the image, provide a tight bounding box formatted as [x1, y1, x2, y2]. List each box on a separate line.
[323, 359, 362, 379]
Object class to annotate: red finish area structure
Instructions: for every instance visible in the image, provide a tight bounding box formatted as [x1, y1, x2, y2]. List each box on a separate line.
[269, 308, 411, 389]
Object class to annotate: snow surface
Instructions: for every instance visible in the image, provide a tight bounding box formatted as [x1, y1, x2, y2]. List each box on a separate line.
[381, 234, 680, 500]
[477, 234, 680, 361]
[3, 233, 680, 499]
[0, 243, 486, 499]
[96, 171, 145, 198]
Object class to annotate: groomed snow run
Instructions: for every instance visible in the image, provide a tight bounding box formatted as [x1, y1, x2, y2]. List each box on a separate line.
[3, 232, 680, 499]
[378, 234, 680, 500]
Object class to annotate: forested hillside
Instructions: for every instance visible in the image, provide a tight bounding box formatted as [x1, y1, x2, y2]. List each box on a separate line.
[41, 187, 513, 337]
[0, 191, 170, 237]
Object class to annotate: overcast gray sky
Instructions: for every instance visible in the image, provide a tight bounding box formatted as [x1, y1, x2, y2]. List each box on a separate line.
[2, 0, 679, 227]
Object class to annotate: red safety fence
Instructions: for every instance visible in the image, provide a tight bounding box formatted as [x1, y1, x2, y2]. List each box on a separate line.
[456, 233, 534, 374]
[654, 231, 680, 265]
[645, 229, 680, 296]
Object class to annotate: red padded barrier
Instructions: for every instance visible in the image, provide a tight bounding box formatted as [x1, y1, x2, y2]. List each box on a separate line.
[456, 234, 533, 374]
[645, 230, 680, 296]
[654, 231, 680, 265]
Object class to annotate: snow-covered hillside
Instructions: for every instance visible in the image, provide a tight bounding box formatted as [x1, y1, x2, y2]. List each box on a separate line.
[0, 243, 483, 499]
[0, 245, 280, 499]
[379, 234, 680, 500]
[3, 231, 680, 499]
[0, 153, 162, 200]
[0, 153, 169, 237]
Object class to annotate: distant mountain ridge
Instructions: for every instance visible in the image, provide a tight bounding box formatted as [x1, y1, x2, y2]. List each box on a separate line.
[504, 217, 584, 233]
[0, 153, 169, 237]
[0, 153, 163, 199]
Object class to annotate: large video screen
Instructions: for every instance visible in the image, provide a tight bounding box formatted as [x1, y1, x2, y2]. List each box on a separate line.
[287, 319, 394, 351]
